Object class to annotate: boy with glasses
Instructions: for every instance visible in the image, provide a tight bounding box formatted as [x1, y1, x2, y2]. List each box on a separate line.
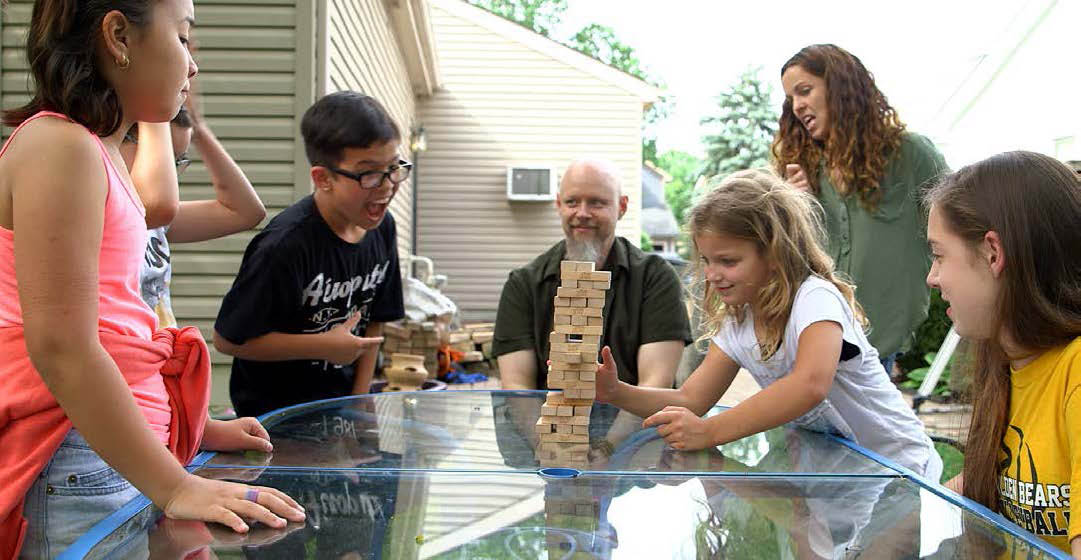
[214, 91, 407, 418]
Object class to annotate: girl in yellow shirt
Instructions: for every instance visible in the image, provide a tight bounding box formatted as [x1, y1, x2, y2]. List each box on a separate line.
[925, 151, 1081, 557]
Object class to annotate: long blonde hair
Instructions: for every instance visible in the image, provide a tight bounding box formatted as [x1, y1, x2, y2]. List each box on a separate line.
[687, 169, 865, 359]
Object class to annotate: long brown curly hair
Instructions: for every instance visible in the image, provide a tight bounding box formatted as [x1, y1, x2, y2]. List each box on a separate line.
[771, 44, 906, 209]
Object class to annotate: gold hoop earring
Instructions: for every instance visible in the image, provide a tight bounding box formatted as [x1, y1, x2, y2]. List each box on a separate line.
[116, 54, 130, 69]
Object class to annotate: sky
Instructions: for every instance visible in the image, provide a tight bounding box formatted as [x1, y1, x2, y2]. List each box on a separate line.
[553, 0, 1078, 167]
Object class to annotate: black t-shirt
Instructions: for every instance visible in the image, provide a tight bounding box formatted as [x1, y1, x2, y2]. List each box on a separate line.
[216, 195, 404, 417]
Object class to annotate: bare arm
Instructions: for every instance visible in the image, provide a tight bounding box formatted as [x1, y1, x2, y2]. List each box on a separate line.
[602, 340, 686, 445]
[213, 313, 382, 366]
[601, 342, 740, 419]
[698, 321, 841, 446]
[128, 122, 180, 228]
[166, 122, 265, 243]
[1071, 535, 1079, 559]
[351, 322, 383, 395]
[497, 349, 539, 390]
[10, 121, 302, 531]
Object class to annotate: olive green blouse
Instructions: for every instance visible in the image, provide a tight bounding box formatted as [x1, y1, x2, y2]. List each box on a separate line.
[815, 132, 949, 357]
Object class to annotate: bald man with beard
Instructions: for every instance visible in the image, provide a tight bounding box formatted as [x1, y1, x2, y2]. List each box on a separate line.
[492, 160, 691, 449]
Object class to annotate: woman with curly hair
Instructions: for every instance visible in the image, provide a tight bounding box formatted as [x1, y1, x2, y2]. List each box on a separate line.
[772, 44, 949, 375]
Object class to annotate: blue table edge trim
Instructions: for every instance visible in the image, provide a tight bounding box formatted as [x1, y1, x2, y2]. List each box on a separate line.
[825, 433, 1071, 559]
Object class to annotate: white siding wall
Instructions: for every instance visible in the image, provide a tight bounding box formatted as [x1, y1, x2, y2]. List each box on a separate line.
[417, 3, 644, 321]
[325, 0, 419, 260]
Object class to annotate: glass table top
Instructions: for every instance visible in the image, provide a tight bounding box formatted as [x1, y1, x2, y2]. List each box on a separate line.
[67, 391, 1069, 559]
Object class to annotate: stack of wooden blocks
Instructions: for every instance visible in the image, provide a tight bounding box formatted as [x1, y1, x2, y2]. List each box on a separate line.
[535, 261, 611, 468]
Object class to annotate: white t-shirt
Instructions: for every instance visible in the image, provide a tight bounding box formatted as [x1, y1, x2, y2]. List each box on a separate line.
[712, 275, 941, 478]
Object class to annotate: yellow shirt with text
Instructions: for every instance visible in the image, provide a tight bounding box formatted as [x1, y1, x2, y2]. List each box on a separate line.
[999, 336, 1081, 553]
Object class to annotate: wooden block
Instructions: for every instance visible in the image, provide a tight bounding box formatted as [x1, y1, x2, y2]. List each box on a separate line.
[548, 370, 563, 381]
[582, 335, 601, 345]
[579, 307, 603, 317]
[556, 424, 572, 434]
[555, 325, 603, 336]
[541, 405, 558, 416]
[556, 287, 607, 299]
[590, 280, 612, 290]
[554, 296, 572, 307]
[560, 370, 579, 382]
[575, 262, 595, 272]
[579, 370, 595, 381]
[461, 351, 484, 362]
[587, 298, 605, 308]
[560, 261, 579, 275]
[570, 415, 589, 426]
[535, 423, 552, 434]
[383, 322, 412, 339]
[562, 279, 578, 289]
[584, 271, 611, 282]
[547, 378, 566, 389]
[554, 314, 570, 325]
[571, 314, 587, 326]
[472, 331, 493, 343]
[587, 316, 602, 327]
[570, 297, 587, 307]
[543, 393, 593, 407]
[550, 352, 581, 364]
[571, 424, 588, 435]
[448, 332, 471, 344]
[564, 388, 578, 399]
[557, 406, 573, 416]
[579, 388, 595, 399]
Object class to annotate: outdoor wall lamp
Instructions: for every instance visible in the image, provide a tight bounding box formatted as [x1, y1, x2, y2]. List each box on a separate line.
[410, 126, 428, 153]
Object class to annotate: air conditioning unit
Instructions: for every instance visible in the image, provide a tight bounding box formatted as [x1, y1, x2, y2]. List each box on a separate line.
[506, 166, 557, 201]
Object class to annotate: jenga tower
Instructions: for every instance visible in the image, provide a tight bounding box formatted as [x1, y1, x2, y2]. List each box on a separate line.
[535, 261, 611, 469]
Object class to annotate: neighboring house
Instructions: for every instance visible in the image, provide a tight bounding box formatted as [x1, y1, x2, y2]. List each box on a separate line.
[0, 0, 440, 405]
[640, 161, 679, 255]
[929, 0, 1079, 168]
[415, 0, 659, 321]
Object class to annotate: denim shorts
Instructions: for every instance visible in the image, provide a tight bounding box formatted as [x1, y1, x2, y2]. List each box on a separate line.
[19, 429, 140, 559]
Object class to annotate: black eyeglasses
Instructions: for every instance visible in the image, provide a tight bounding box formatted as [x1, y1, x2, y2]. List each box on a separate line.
[175, 154, 191, 174]
[326, 159, 412, 189]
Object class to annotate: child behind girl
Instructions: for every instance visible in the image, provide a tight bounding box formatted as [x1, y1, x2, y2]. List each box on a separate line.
[0, 0, 302, 556]
[596, 169, 940, 479]
[925, 151, 1080, 556]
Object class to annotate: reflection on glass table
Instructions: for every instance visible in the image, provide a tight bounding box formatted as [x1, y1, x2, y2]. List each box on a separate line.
[204, 391, 893, 476]
[67, 391, 1068, 559]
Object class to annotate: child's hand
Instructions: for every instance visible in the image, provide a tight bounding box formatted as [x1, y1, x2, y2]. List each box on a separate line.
[595, 346, 620, 403]
[163, 474, 305, 533]
[323, 313, 384, 365]
[642, 406, 715, 451]
[201, 418, 274, 453]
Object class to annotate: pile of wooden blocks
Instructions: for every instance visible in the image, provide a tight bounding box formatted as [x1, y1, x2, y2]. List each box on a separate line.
[382, 320, 496, 377]
[382, 320, 441, 377]
[535, 261, 611, 468]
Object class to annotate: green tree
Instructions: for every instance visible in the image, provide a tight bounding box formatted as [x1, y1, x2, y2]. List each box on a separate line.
[656, 150, 703, 224]
[700, 67, 779, 179]
[465, 0, 567, 37]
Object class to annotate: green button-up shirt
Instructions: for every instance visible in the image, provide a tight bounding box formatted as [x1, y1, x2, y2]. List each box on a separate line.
[493, 237, 692, 388]
[816, 132, 949, 357]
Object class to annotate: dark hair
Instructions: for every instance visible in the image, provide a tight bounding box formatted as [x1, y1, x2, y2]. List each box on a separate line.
[300, 91, 400, 167]
[771, 44, 906, 209]
[2, 0, 156, 136]
[925, 151, 1081, 512]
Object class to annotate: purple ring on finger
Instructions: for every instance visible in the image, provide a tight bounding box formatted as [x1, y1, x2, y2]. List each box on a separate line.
[245, 488, 260, 502]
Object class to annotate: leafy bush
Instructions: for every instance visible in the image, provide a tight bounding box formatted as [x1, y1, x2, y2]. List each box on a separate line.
[901, 351, 952, 397]
[899, 290, 952, 372]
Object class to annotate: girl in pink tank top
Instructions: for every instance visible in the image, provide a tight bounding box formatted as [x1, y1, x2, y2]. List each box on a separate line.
[0, 1, 303, 557]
